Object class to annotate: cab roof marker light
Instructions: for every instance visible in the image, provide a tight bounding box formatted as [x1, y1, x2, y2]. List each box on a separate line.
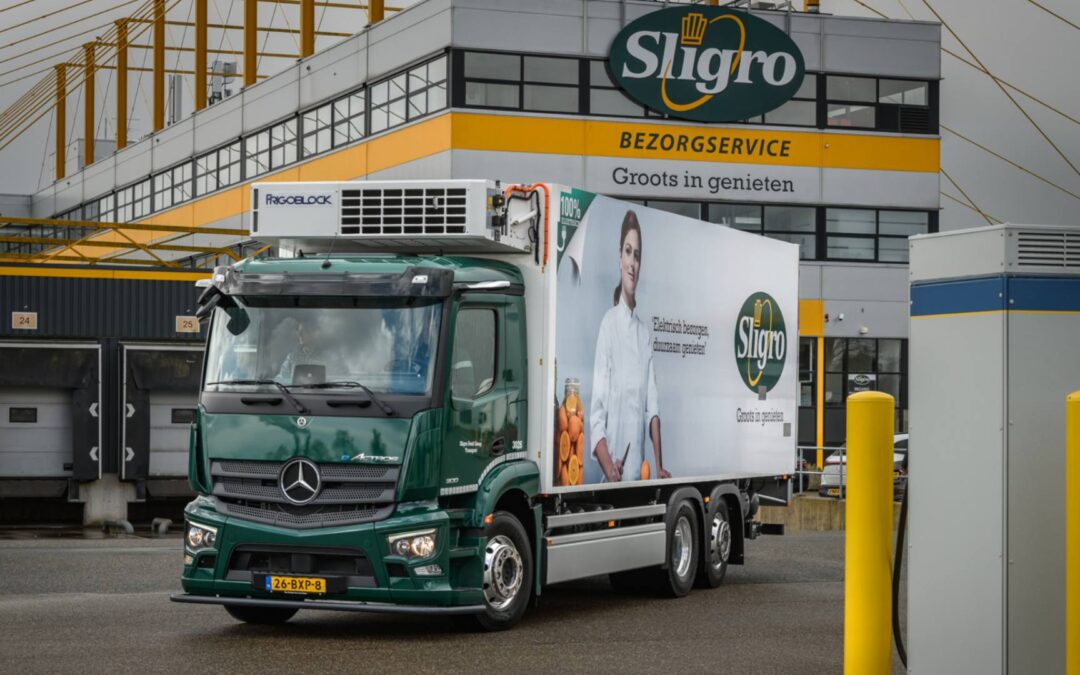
[412, 274, 429, 284]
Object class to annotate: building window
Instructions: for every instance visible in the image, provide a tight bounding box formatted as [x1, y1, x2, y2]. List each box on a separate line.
[824, 337, 907, 432]
[301, 103, 333, 158]
[406, 55, 448, 121]
[522, 55, 579, 113]
[370, 73, 407, 133]
[154, 161, 192, 211]
[245, 119, 294, 178]
[826, 75, 932, 132]
[116, 178, 151, 222]
[588, 60, 646, 117]
[643, 200, 701, 219]
[85, 194, 114, 223]
[708, 203, 816, 259]
[196, 141, 241, 196]
[826, 208, 928, 263]
[461, 51, 580, 114]
[333, 90, 365, 146]
[749, 74, 817, 126]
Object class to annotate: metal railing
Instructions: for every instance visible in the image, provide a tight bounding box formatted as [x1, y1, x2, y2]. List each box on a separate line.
[792, 444, 845, 494]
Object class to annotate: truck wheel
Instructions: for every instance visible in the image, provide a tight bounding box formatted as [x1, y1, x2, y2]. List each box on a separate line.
[656, 499, 699, 597]
[696, 499, 731, 588]
[224, 605, 298, 624]
[474, 511, 533, 632]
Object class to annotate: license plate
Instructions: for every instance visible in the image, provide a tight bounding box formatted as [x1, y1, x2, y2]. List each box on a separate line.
[265, 575, 327, 594]
[827, 488, 841, 497]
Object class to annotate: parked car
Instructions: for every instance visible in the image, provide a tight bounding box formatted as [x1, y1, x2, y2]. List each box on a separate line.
[819, 433, 908, 500]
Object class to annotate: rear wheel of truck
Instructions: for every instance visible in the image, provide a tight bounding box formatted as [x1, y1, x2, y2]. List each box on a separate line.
[474, 511, 533, 632]
[696, 499, 731, 588]
[645, 499, 699, 597]
[224, 605, 298, 625]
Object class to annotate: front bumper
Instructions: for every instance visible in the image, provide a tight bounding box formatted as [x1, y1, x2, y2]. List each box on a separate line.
[170, 593, 483, 615]
[179, 496, 485, 610]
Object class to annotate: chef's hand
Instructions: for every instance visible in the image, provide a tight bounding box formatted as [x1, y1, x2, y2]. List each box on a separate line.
[658, 467, 672, 479]
[608, 458, 623, 482]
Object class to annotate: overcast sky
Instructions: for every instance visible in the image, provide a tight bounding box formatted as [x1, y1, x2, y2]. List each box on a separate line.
[0, 0, 1076, 233]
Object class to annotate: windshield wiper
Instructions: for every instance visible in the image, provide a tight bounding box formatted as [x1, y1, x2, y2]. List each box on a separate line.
[294, 381, 395, 416]
[205, 379, 310, 415]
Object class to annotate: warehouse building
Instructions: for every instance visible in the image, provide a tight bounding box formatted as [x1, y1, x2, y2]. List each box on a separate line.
[4, 0, 940, 521]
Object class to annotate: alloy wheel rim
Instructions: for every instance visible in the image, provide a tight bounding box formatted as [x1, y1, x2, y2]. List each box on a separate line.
[483, 534, 523, 611]
[672, 515, 693, 580]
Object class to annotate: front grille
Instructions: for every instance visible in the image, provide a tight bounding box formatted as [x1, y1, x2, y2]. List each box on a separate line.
[340, 187, 468, 235]
[226, 544, 377, 588]
[210, 459, 399, 529]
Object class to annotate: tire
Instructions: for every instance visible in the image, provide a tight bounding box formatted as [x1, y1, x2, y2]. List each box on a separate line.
[473, 511, 533, 632]
[224, 605, 298, 625]
[653, 499, 699, 597]
[696, 499, 732, 589]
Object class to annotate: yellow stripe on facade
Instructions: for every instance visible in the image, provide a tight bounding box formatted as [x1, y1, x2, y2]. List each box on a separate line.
[451, 113, 941, 173]
[0, 265, 209, 281]
[51, 111, 933, 261]
[799, 299, 825, 337]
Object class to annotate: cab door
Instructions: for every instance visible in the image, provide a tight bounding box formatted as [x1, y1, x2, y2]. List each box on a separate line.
[440, 297, 508, 495]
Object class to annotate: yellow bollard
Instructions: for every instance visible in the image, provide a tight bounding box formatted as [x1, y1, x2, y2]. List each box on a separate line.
[844, 391, 895, 674]
[1068, 392, 1080, 675]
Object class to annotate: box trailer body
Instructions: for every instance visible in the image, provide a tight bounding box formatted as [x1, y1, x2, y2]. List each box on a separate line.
[172, 180, 798, 628]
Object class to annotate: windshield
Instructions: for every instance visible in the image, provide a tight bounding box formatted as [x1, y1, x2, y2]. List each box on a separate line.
[203, 296, 442, 396]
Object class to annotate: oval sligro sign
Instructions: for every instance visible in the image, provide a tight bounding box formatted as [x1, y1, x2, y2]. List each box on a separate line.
[608, 6, 805, 123]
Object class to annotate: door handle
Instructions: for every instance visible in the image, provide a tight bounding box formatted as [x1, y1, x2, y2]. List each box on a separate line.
[491, 436, 506, 455]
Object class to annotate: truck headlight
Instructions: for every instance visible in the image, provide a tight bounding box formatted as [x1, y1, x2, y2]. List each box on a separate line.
[186, 522, 217, 553]
[387, 529, 437, 560]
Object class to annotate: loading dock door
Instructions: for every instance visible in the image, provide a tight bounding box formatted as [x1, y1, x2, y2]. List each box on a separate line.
[121, 345, 203, 480]
[0, 389, 74, 477]
[0, 343, 101, 480]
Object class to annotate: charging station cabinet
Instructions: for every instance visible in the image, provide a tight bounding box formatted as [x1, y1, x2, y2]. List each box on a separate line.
[908, 224, 1080, 673]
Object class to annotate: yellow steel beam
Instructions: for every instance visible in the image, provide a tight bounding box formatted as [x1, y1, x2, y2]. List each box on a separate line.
[195, 0, 207, 110]
[54, 64, 65, 181]
[369, 0, 384, 24]
[0, 235, 241, 260]
[153, 0, 165, 132]
[0, 253, 193, 267]
[111, 43, 297, 59]
[116, 19, 128, 150]
[90, 63, 253, 77]
[244, 0, 257, 87]
[300, 0, 314, 57]
[127, 16, 349, 36]
[260, 0, 403, 10]
[82, 42, 95, 167]
[1, 216, 249, 237]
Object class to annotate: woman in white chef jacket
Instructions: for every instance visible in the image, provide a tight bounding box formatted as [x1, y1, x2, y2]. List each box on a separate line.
[590, 210, 671, 482]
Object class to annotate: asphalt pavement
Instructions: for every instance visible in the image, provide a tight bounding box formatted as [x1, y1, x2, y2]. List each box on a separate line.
[0, 529, 905, 674]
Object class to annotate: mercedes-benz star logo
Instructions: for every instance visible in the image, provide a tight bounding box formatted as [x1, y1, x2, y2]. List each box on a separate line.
[278, 458, 321, 505]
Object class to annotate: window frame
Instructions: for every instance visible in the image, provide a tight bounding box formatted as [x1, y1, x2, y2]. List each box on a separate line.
[449, 306, 499, 402]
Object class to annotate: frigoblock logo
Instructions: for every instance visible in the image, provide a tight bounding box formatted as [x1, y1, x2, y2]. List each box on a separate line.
[734, 292, 787, 393]
[265, 193, 333, 206]
[608, 6, 805, 123]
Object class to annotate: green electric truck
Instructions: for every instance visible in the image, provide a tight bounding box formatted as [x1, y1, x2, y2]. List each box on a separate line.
[171, 179, 798, 630]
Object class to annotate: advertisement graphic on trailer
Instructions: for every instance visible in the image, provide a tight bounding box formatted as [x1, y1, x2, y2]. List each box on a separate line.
[553, 190, 797, 487]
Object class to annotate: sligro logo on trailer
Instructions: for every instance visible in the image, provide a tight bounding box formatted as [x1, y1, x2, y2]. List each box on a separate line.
[608, 6, 805, 122]
[734, 292, 787, 393]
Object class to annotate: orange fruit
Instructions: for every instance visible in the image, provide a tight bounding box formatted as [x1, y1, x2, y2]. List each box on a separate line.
[568, 414, 582, 442]
[569, 460, 580, 485]
[575, 434, 585, 459]
[559, 431, 571, 462]
[557, 405, 568, 433]
[565, 393, 580, 417]
[558, 463, 569, 486]
[576, 405, 585, 420]
[640, 459, 651, 481]
[578, 452, 584, 470]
